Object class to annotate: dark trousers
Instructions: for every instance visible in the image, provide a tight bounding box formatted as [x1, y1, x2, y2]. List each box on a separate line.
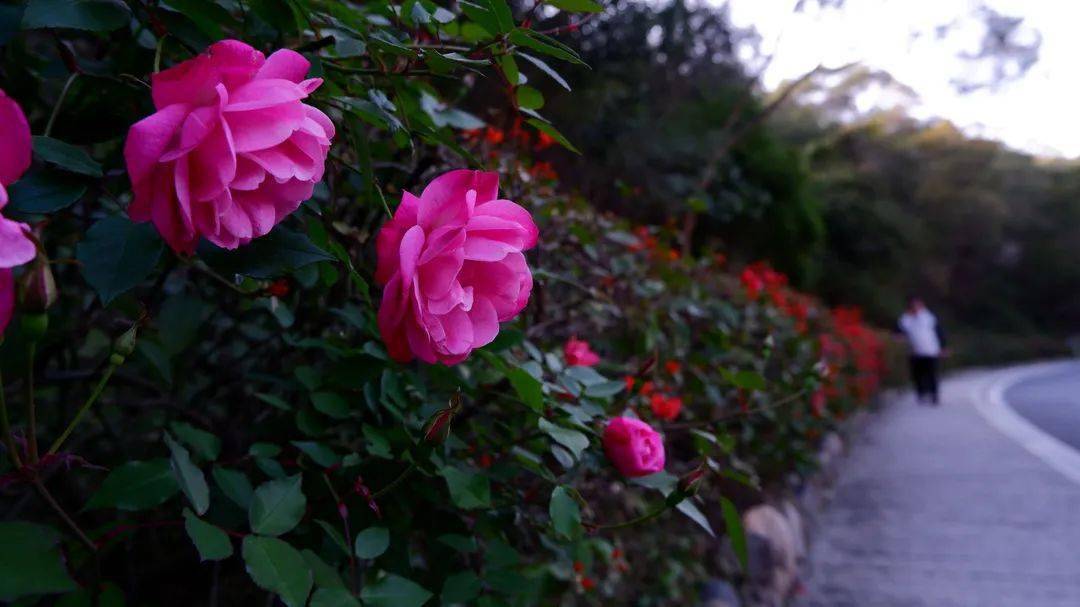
[909, 355, 939, 403]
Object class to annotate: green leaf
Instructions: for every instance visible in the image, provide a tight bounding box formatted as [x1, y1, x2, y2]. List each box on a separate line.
[256, 392, 292, 411]
[546, 0, 603, 12]
[518, 53, 572, 91]
[353, 526, 390, 559]
[315, 519, 351, 557]
[77, 216, 164, 304]
[0, 523, 77, 601]
[548, 486, 581, 540]
[6, 168, 86, 213]
[509, 28, 584, 65]
[158, 294, 208, 355]
[720, 497, 747, 570]
[360, 574, 433, 607]
[440, 571, 482, 605]
[198, 226, 334, 279]
[525, 119, 580, 154]
[164, 431, 210, 515]
[506, 367, 544, 412]
[538, 418, 590, 459]
[212, 466, 255, 510]
[311, 392, 350, 419]
[85, 458, 179, 511]
[584, 380, 625, 398]
[32, 136, 102, 177]
[162, 0, 234, 39]
[291, 441, 340, 468]
[441, 466, 491, 509]
[242, 535, 313, 607]
[170, 421, 221, 462]
[310, 588, 361, 607]
[183, 508, 234, 561]
[515, 85, 544, 110]
[731, 370, 767, 391]
[249, 474, 306, 536]
[676, 499, 715, 537]
[22, 0, 131, 31]
[302, 549, 345, 589]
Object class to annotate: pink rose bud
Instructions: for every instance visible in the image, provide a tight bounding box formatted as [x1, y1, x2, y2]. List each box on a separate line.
[677, 465, 706, 496]
[602, 417, 665, 478]
[423, 393, 462, 445]
[563, 336, 600, 367]
[124, 40, 334, 253]
[20, 256, 57, 313]
[375, 170, 538, 365]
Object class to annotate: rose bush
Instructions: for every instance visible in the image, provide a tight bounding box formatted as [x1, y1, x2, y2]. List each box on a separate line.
[0, 2, 885, 606]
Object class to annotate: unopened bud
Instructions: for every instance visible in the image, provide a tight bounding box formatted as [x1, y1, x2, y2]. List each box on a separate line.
[20, 258, 57, 313]
[113, 324, 139, 358]
[423, 393, 463, 445]
[677, 465, 707, 496]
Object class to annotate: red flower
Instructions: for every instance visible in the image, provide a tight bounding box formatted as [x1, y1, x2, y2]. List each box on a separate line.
[535, 131, 556, 150]
[639, 381, 655, 397]
[664, 361, 681, 375]
[528, 161, 558, 181]
[564, 336, 600, 367]
[580, 577, 596, 591]
[650, 393, 682, 421]
[266, 278, 290, 298]
[477, 453, 493, 468]
[573, 561, 585, 573]
[740, 267, 764, 300]
[484, 127, 505, 144]
[623, 375, 636, 391]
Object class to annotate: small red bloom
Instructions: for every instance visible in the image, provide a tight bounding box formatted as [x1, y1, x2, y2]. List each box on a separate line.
[624, 375, 636, 391]
[535, 131, 556, 150]
[484, 127, 505, 144]
[266, 278, 290, 298]
[664, 361, 681, 375]
[611, 548, 623, 559]
[650, 394, 682, 421]
[639, 381, 655, 397]
[564, 336, 600, 367]
[580, 577, 595, 591]
[573, 561, 585, 574]
[478, 453, 493, 468]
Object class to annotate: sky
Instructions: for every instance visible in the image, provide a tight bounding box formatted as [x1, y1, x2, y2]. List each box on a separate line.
[723, 0, 1080, 157]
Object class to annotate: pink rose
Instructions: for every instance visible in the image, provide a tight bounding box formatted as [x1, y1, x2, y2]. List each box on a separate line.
[564, 336, 599, 367]
[124, 40, 334, 254]
[376, 170, 538, 365]
[0, 89, 38, 335]
[602, 417, 665, 477]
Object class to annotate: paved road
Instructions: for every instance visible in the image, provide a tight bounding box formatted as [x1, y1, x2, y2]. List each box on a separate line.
[797, 363, 1080, 607]
[1005, 362, 1080, 451]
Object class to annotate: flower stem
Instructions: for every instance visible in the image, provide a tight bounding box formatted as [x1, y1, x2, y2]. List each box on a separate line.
[25, 343, 38, 464]
[33, 478, 97, 552]
[592, 504, 668, 531]
[372, 462, 416, 499]
[47, 360, 120, 456]
[44, 73, 78, 138]
[0, 371, 21, 468]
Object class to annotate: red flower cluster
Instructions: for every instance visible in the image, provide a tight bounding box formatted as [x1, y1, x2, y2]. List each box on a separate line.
[825, 306, 885, 403]
[624, 361, 684, 421]
[741, 261, 814, 332]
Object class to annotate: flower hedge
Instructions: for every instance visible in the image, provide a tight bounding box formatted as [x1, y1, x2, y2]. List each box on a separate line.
[0, 1, 884, 605]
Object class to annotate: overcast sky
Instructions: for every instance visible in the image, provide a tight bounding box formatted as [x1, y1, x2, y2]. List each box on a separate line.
[724, 0, 1080, 157]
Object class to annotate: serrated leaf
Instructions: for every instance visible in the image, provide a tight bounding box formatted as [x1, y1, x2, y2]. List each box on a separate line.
[85, 459, 179, 511]
[0, 523, 77, 601]
[164, 432, 210, 515]
[353, 526, 389, 559]
[441, 466, 491, 509]
[311, 587, 361, 607]
[77, 216, 164, 304]
[538, 418, 589, 459]
[249, 474, 306, 536]
[183, 508, 234, 561]
[548, 486, 581, 540]
[22, 0, 131, 31]
[212, 466, 255, 509]
[360, 574, 432, 607]
[32, 136, 102, 177]
[506, 367, 544, 412]
[242, 535, 313, 607]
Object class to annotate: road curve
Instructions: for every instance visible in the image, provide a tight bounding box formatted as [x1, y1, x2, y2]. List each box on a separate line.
[798, 362, 1080, 607]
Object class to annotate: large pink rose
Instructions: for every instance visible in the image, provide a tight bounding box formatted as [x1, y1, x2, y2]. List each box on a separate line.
[375, 170, 538, 365]
[0, 89, 37, 269]
[0, 90, 38, 336]
[124, 39, 334, 253]
[602, 417, 665, 477]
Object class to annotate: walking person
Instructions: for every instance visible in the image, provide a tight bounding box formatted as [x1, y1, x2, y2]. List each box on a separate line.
[898, 296, 946, 404]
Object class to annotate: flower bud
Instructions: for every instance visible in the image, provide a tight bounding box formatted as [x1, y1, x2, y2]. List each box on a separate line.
[113, 324, 139, 359]
[677, 465, 706, 497]
[19, 258, 56, 314]
[423, 393, 463, 445]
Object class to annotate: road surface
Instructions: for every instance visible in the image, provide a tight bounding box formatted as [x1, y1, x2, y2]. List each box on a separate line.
[798, 361, 1080, 607]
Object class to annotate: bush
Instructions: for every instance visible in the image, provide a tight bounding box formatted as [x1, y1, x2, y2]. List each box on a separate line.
[0, 2, 883, 605]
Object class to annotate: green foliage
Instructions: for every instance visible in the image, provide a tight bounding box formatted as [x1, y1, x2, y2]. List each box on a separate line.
[0, 523, 77, 601]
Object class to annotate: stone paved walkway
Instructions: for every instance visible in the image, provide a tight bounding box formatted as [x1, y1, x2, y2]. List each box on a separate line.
[798, 366, 1080, 607]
